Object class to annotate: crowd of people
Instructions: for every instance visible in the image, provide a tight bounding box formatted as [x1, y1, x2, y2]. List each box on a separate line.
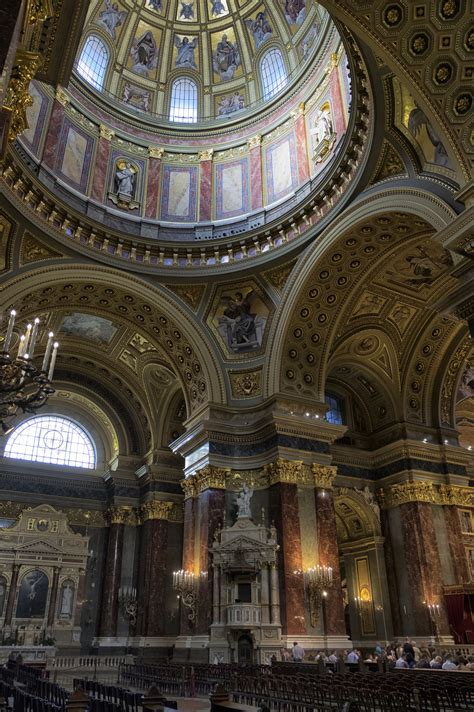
[275, 638, 474, 672]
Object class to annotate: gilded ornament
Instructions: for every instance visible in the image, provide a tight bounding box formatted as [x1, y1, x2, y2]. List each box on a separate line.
[199, 149, 214, 161]
[312, 464, 337, 490]
[21, 234, 61, 264]
[55, 87, 69, 107]
[3, 50, 42, 144]
[149, 146, 164, 159]
[99, 124, 115, 141]
[105, 505, 138, 526]
[230, 370, 262, 398]
[165, 284, 205, 311]
[247, 134, 262, 149]
[140, 500, 176, 522]
[182, 466, 230, 498]
[28, 1, 52, 24]
[264, 458, 308, 485]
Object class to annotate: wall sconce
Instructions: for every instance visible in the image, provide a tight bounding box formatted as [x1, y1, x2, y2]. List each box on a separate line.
[172, 570, 207, 623]
[294, 565, 333, 627]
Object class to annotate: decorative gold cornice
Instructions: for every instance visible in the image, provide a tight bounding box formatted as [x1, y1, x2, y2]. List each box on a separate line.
[199, 149, 214, 161]
[149, 146, 164, 159]
[247, 134, 262, 149]
[105, 505, 139, 526]
[312, 464, 337, 490]
[378, 482, 474, 509]
[139, 500, 182, 523]
[0, 501, 106, 527]
[181, 466, 230, 498]
[55, 86, 69, 106]
[264, 458, 307, 486]
[3, 50, 42, 144]
[99, 124, 115, 141]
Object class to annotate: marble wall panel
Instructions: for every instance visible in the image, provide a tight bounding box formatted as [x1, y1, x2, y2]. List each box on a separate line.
[443, 506, 470, 584]
[145, 157, 161, 219]
[91, 138, 111, 203]
[215, 158, 249, 220]
[21, 82, 50, 156]
[196, 489, 226, 635]
[55, 120, 94, 194]
[42, 99, 65, 169]
[249, 145, 263, 211]
[265, 132, 297, 204]
[161, 165, 198, 222]
[199, 159, 213, 222]
[330, 65, 346, 136]
[99, 523, 124, 637]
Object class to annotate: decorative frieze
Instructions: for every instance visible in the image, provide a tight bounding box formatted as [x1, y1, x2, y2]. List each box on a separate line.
[378, 482, 474, 509]
[104, 505, 139, 526]
[181, 466, 230, 499]
[140, 500, 183, 523]
[312, 464, 337, 490]
[264, 458, 307, 485]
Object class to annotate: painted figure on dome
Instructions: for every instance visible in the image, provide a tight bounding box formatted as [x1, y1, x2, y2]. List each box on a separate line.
[130, 30, 158, 76]
[179, 1, 194, 19]
[147, 0, 162, 10]
[99, 0, 127, 40]
[283, 0, 306, 26]
[245, 11, 273, 49]
[174, 36, 198, 68]
[210, 0, 226, 16]
[213, 34, 241, 80]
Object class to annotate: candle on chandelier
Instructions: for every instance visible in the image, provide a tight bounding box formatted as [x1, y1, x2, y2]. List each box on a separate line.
[17, 335, 26, 358]
[3, 310, 16, 353]
[48, 342, 59, 381]
[41, 332, 54, 372]
[28, 318, 40, 358]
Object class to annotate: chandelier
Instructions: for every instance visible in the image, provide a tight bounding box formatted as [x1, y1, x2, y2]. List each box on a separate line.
[172, 570, 207, 624]
[0, 310, 59, 434]
[295, 565, 333, 627]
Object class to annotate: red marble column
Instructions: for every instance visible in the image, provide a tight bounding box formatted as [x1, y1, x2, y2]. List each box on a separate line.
[99, 522, 124, 637]
[179, 494, 197, 634]
[380, 509, 403, 636]
[249, 137, 263, 211]
[4, 563, 20, 626]
[47, 567, 60, 627]
[399, 501, 450, 636]
[294, 107, 310, 184]
[138, 518, 169, 636]
[42, 97, 65, 169]
[330, 63, 346, 136]
[315, 488, 346, 636]
[199, 153, 213, 222]
[443, 506, 470, 584]
[270, 483, 306, 636]
[91, 130, 112, 202]
[196, 487, 226, 634]
[145, 152, 162, 219]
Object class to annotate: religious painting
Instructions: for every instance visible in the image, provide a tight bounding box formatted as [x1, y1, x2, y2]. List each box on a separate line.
[208, 0, 229, 19]
[280, 0, 308, 30]
[121, 82, 152, 112]
[128, 22, 161, 79]
[58, 580, 75, 619]
[146, 0, 165, 12]
[208, 283, 271, 356]
[211, 29, 242, 82]
[215, 90, 245, 117]
[173, 35, 199, 69]
[0, 575, 7, 618]
[176, 1, 197, 21]
[393, 78, 453, 171]
[98, 0, 127, 41]
[244, 7, 273, 50]
[16, 570, 49, 619]
[382, 242, 453, 290]
[59, 313, 118, 344]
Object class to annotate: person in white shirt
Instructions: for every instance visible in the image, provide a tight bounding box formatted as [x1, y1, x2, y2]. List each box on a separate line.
[292, 641, 305, 662]
[395, 655, 408, 669]
[442, 655, 457, 670]
[328, 651, 338, 663]
[346, 649, 359, 664]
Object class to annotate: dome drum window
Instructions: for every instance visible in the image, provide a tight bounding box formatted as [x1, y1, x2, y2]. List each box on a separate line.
[169, 77, 198, 123]
[77, 35, 109, 90]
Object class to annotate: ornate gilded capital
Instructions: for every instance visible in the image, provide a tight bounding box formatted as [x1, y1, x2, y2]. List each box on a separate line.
[55, 86, 69, 107]
[149, 146, 164, 159]
[248, 134, 262, 150]
[28, 0, 53, 24]
[438, 485, 474, 507]
[264, 458, 307, 485]
[105, 505, 138, 526]
[181, 466, 230, 498]
[378, 481, 474, 509]
[99, 124, 115, 140]
[4, 50, 42, 144]
[312, 464, 337, 490]
[199, 149, 214, 161]
[140, 500, 175, 522]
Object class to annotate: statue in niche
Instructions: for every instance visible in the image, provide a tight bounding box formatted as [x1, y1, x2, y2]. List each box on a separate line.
[60, 582, 74, 617]
[210, 0, 226, 16]
[174, 36, 198, 68]
[245, 11, 273, 49]
[130, 30, 158, 76]
[16, 570, 48, 619]
[236, 483, 253, 518]
[99, 0, 127, 40]
[314, 108, 333, 144]
[179, 1, 194, 19]
[219, 291, 257, 351]
[213, 34, 241, 81]
[109, 160, 140, 210]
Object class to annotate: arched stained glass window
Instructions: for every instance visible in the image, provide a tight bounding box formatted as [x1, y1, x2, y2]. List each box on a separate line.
[169, 77, 198, 123]
[325, 393, 345, 425]
[77, 35, 109, 90]
[5, 416, 96, 469]
[260, 48, 288, 101]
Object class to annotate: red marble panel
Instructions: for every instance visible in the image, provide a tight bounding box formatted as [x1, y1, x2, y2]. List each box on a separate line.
[199, 160, 213, 222]
[399, 501, 450, 636]
[380, 509, 403, 636]
[90, 137, 111, 203]
[330, 67, 346, 136]
[42, 99, 64, 169]
[99, 523, 124, 637]
[144, 519, 169, 636]
[295, 114, 310, 184]
[145, 157, 161, 219]
[315, 488, 346, 636]
[250, 146, 263, 211]
[183, 497, 195, 572]
[196, 489, 226, 634]
[270, 483, 306, 636]
[444, 506, 470, 583]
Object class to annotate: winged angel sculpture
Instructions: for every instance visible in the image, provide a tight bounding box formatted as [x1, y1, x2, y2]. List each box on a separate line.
[218, 290, 263, 352]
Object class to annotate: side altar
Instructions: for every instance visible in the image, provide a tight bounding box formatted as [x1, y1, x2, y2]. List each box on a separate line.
[209, 485, 282, 664]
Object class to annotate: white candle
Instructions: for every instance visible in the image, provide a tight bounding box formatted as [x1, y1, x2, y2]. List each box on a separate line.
[41, 332, 54, 372]
[28, 318, 40, 358]
[17, 334, 26, 358]
[23, 323, 32, 355]
[3, 310, 16, 352]
[47, 342, 59, 381]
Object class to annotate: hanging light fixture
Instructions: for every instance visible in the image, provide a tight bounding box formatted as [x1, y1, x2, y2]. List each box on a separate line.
[0, 310, 58, 434]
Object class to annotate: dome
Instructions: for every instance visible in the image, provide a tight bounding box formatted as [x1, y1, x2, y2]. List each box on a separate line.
[75, 0, 331, 124]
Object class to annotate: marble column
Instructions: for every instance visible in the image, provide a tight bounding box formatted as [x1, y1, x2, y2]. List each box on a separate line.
[91, 125, 113, 202]
[199, 150, 213, 222]
[145, 147, 163, 219]
[99, 511, 125, 638]
[47, 567, 60, 627]
[42, 94, 66, 169]
[260, 565, 270, 624]
[137, 506, 170, 637]
[248, 135, 263, 211]
[4, 563, 20, 626]
[329, 58, 346, 136]
[294, 105, 310, 184]
[196, 485, 226, 634]
[269, 563, 281, 625]
[313, 466, 346, 636]
[269, 479, 306, 636]
[443, 506, 470, 583]
[399, 500, 450, 637]
[380, 508, 403, 637]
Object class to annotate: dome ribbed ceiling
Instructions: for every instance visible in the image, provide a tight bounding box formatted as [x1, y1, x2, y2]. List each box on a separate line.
[78, 0, 327, 121]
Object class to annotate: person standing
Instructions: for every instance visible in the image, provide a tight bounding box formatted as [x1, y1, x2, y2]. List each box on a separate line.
[292, 641, 305, 662]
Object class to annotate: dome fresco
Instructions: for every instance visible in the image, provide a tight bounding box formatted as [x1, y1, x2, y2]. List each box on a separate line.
[76, 0, 328, 122]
